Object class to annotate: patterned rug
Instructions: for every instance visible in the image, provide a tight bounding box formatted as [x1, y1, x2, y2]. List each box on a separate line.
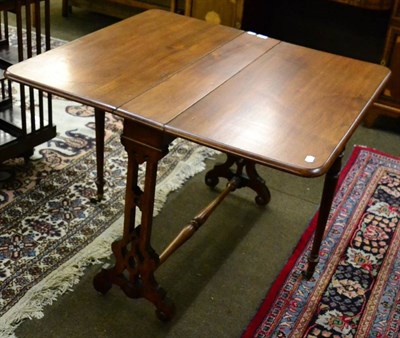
[0, 37, 217, 337]
[243, 146, 400, 338]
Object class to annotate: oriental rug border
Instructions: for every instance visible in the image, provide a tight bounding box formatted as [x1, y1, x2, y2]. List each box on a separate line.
[243, 146, 400, 338]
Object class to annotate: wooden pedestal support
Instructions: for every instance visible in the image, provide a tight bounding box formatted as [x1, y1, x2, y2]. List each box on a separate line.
[92, 119, 343, 320]
[93, 119, 176, 320]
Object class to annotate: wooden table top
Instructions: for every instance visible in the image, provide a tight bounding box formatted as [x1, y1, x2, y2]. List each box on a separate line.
[6, 9, 390, 177]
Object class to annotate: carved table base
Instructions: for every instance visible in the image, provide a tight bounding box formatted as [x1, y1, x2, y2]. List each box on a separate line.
[93, 119, 175, 320]
[92, 119, 342, 319]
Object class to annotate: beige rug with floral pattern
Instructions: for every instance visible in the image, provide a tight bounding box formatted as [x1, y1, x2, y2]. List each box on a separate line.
[0, 71, 216, 337]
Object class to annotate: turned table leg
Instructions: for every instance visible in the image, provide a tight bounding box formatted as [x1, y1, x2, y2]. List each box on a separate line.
[304, 152, 343, 279]
[93, 109, 105, 201]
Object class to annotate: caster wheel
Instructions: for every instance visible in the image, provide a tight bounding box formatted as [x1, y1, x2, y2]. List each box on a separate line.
[255, 195, 268, 206]
[155, 298, 175, 322]
[205, 175, 219, 188]
[90, 193, 103, 204]
[93, 269, 112, 295]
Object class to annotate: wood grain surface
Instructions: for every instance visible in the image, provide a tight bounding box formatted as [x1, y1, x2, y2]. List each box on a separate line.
[6, 10, 390, 176]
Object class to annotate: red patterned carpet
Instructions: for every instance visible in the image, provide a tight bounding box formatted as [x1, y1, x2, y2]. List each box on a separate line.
[243, 146, 400, 338]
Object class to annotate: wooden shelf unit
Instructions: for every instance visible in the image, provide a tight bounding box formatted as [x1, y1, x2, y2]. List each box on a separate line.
[0, 0, 56, 165]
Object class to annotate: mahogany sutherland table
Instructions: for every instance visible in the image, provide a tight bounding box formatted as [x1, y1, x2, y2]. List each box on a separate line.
[5, 10, 390, 320]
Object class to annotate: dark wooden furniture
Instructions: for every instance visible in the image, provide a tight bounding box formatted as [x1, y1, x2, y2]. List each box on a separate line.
[365, 0, 400, 125]
[61, 0, 189, 18]
[185, 0, 244, 28]
[0, 0, 54, 164]
[6, 10, 390, 320]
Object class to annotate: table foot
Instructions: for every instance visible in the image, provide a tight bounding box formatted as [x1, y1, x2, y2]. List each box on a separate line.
[302, 256, 319, 280]
[93, 269, 175, 321]
[93, 232, 175, 321]
[93, 268, 113, 294]
[89, 177, 104, 203]
[205, 154, 270, 206]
